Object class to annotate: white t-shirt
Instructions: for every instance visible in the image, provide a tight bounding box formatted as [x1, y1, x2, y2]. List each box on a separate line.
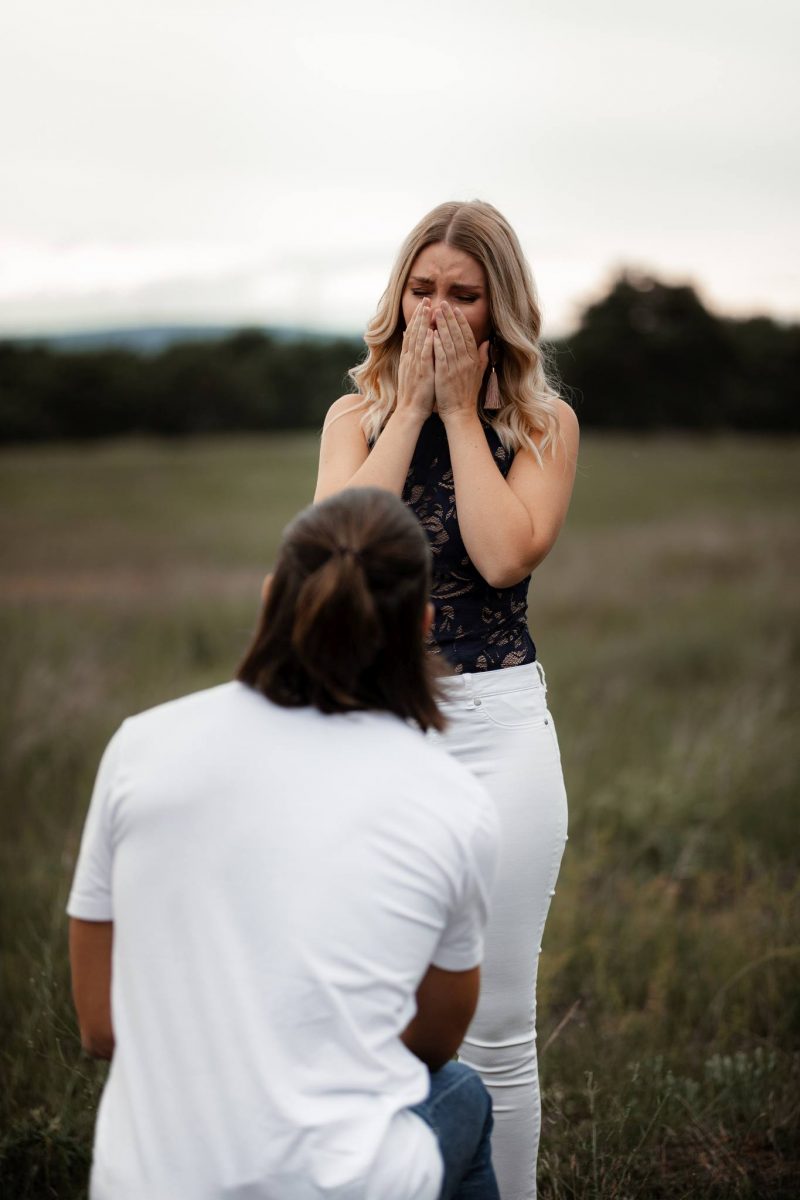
[68, 681, 499, 1200]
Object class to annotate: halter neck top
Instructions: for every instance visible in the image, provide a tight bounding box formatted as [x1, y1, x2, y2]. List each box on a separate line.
[401, 414, 536, 674]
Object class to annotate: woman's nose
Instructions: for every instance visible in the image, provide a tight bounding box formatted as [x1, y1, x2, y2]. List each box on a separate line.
[429, 292, 446, 321]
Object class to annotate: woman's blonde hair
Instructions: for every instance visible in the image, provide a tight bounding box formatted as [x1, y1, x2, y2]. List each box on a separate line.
[347, 200, 564, 462]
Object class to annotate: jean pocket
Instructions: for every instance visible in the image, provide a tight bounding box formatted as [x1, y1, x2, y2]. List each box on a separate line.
[477, 689, 549, 730]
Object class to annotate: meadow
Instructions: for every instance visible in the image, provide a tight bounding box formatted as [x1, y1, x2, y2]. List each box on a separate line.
[1, 433, 798, 1198]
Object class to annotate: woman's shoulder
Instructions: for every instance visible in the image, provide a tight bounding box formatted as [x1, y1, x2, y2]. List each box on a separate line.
[554, 396, 580, 435]
[553, 399, 580, 462]
[321, 395, 372, 454]
[522, 396, 579, 457]
[323, 393, 368, 430]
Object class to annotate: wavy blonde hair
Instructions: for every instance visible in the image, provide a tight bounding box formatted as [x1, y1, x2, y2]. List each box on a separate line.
[347, 200, 564, 463]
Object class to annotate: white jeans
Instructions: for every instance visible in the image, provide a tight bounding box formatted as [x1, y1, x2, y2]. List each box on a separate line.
[427, 661, 568, 1200]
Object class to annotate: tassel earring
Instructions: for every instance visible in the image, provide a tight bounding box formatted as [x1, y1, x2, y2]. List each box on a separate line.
[484, 336, 501, 411]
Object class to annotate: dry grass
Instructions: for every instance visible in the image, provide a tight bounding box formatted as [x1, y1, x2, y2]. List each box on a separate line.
[1, 432, 798, 1197]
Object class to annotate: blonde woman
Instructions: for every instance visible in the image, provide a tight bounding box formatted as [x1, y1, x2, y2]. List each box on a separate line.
[315, 200, 579, 1200]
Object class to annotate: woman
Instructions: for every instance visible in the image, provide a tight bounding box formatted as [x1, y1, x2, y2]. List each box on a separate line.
[68, 487, 501, 1200]
[315, 200, 579, 1200]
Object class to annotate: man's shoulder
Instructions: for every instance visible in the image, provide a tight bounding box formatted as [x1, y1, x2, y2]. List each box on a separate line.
[315, 710, 494, 816]
[396, 726, 497, 825]
[121, 681, 252, 739]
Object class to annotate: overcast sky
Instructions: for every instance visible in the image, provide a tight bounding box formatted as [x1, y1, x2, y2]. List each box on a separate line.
[1, 0, 797, 338]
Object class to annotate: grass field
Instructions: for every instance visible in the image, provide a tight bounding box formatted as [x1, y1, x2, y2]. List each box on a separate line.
[1, 433, 798, 1198]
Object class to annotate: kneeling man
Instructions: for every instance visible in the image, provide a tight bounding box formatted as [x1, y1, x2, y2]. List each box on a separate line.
[68, 488, 500, 1200]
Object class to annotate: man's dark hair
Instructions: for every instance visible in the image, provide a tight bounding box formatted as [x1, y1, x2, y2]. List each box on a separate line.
[237, 488, 446, 732]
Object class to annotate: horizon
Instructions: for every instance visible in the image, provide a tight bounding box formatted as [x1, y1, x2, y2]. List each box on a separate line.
[3, 273, 796, 348]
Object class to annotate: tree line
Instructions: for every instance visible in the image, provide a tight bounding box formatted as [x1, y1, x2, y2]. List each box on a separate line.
[1, 271, 797, 443]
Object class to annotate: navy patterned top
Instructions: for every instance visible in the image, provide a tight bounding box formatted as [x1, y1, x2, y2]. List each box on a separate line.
[401, 413, 536, 675]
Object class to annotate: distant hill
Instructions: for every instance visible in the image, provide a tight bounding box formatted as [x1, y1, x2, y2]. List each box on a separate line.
[5, 324, 361, 355]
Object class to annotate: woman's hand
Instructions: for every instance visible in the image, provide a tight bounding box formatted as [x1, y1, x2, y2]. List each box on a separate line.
[433, 303, 490, 422]
[396, 298, 435, 421]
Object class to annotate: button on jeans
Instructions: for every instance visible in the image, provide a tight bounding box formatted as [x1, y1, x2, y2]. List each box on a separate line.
[411, 1061, 500, 1199]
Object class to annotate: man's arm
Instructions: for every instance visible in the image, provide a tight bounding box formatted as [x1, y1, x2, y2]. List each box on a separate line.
[69, 918, 114, 1059]
[401, 963, 481, 1072]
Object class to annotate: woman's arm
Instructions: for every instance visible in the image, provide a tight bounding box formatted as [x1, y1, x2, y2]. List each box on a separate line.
[443, 401, 579, 588]
[434, 303, 579, 588]
[314, 299, 436, 502]
[314, 399, 425, 502]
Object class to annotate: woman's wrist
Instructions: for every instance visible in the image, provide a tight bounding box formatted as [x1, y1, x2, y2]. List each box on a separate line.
[391, 402, 429, 430]
[439, 406, 482, 435]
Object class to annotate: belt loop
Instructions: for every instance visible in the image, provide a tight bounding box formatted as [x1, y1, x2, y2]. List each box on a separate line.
[459, 669, 478, 708]
[535, 660, 547, 694]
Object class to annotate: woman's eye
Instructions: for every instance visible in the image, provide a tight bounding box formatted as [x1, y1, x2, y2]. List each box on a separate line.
[456, 296, 477, 304]
[411, 290, 431, 298]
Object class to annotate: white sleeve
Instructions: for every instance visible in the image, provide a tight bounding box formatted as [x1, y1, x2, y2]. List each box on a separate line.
[66, 725, 126, 921]
[431, 790, 500, 972]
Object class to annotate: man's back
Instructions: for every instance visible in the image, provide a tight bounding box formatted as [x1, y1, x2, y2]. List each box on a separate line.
[68, 681, 498, 1200]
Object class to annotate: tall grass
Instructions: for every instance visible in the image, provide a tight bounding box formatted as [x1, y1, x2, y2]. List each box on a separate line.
[1, 433, 798, 1197]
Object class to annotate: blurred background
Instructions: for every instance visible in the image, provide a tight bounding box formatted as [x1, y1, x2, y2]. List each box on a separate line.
[1, 1, 798, 1196]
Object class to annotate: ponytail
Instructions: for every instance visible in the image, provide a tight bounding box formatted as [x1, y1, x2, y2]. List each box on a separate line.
[291, 549, 382, 706]
[237, 489, 445, 731]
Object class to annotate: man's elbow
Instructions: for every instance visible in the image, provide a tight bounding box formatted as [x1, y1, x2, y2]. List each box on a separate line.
[401, 1027, 461, 1073]
[80, 1023, 115, 1060]
[417, 1047, 454, 1073]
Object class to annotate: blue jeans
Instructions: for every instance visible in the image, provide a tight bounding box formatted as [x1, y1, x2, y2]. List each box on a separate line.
[411, 1062, 500, 1200]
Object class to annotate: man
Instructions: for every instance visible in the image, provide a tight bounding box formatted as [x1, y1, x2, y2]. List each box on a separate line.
[69, 488, 500, 1199]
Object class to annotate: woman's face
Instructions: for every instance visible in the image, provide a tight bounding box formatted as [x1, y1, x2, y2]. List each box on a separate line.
[401, 242, 491, 348]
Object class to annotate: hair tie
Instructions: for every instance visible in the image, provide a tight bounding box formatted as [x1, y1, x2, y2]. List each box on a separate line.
[335, 544, 363, 563]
